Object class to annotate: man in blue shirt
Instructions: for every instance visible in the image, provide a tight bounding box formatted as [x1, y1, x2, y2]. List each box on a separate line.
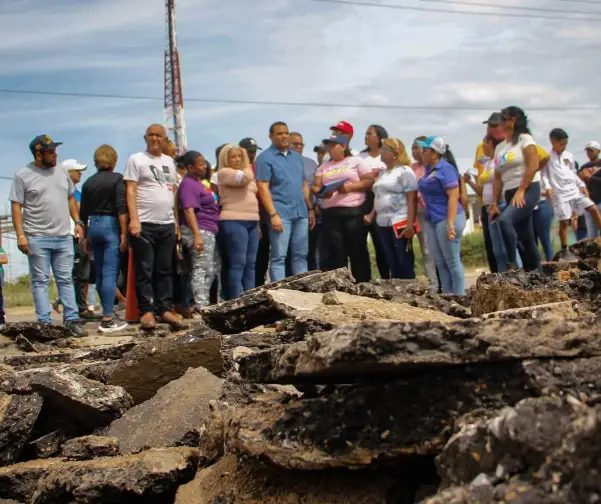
[256, 122, 316, 281]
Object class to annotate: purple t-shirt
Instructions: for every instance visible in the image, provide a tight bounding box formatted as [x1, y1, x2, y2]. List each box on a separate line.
[178, 175, 219, 233]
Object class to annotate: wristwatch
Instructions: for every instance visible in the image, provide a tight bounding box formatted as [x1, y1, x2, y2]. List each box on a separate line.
[269, 212, 278, 218]
[75, 220, 84, 226]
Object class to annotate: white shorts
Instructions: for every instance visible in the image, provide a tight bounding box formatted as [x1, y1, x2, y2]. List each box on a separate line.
[553, 194, 595, 221]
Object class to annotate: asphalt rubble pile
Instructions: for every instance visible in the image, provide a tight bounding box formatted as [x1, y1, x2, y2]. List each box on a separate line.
[0, 239, 601, 503]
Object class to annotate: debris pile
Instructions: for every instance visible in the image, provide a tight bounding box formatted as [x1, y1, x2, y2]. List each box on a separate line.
[0, 259, 601, 503]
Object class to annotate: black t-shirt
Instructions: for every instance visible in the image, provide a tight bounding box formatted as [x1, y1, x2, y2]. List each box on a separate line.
[579, 159, 601, 203]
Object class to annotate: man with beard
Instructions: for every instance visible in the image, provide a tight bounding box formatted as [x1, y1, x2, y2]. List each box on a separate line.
[10, 135, 87, 336]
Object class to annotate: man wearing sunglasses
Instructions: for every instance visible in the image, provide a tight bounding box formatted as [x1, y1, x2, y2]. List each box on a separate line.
[10, 135, 88, 337]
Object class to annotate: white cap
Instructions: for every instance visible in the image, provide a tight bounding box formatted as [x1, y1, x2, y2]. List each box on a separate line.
[585, 141, 601, 152]
[60, 159, 87, 171]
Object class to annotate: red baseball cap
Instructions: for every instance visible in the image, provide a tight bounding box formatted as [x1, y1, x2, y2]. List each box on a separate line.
[330, 121, 354, 136]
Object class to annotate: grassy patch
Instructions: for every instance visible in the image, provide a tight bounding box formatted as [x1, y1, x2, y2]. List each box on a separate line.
[3, 275, 58, 308]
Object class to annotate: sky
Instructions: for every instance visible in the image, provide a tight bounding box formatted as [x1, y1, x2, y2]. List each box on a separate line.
[1, 0, 601, 278]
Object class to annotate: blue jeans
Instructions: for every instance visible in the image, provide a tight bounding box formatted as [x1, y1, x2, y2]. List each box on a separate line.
[498, 183, 541, 271]
[268, 217, 309, 282]
[533, 200, 554, 261]
[426, 213, 466, 295]
[220, 220, 260, 300]
[376, 225, 415, 279]
[28, 235, 78, 323]
[488, 203, 523, 272]
[88, 216, 121, 317]
[585, 202, 601, 239]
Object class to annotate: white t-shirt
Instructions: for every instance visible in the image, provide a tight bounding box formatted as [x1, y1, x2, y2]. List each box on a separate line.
[373, 166, 418, 227]
[357, 152, 386, 175]
[494, 133, 541, 191]
[210, 171, 219, 185]
[123, 152, 177, 225]
[541, 149, 584, 203]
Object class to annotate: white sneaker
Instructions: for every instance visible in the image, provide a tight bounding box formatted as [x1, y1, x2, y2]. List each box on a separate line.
[98, 317, 128, 333]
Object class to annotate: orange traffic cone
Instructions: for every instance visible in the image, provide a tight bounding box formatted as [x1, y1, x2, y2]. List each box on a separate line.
[125, 248, 139, 323]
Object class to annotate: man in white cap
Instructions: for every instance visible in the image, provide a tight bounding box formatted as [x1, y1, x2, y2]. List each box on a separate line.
[53, 159, 99, 320]
[579, 141, 601, 238]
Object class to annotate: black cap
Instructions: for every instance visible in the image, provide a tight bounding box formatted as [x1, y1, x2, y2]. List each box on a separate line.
[313, 143, 326, 153]
[239, 138, 262, 151]
[483, 113, 502, 126]
[29, 134, 62, 155]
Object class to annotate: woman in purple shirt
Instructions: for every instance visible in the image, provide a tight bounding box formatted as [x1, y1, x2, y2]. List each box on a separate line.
[178, 151, 220, 309]
[417, 136, 466, 295]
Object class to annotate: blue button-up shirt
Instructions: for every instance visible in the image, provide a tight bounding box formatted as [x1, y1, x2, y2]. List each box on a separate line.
[255, 146, 308, 220]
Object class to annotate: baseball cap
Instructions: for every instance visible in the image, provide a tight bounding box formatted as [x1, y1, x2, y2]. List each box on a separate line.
[313, 143, 327, 153]
[329, 121, 354, 136]
[239, 137, 262, 151]
[29, 134, 63, 155]
[585, 141, 601, 151]
[416, 136, 446, 155]
[60, 159, 87, 171]
[323, 134, 349, 146]
[483, 112, 502, 126]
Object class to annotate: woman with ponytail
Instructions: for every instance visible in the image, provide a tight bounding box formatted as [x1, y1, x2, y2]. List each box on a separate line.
[417, 136, 466, 295]
[488, 106, 541, 271]
[358, 124, 390, 278]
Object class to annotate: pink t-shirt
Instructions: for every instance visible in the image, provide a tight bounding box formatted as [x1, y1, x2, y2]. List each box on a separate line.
[411, 162, 426, 209]
[316, 156, 371, 209]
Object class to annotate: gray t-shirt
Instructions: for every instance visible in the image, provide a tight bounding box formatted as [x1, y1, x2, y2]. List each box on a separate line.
[123, 151, 177, 225]
[9, 163, 74, 236]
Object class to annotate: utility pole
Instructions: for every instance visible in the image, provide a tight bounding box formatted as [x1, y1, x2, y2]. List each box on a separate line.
[164, 0, 187, 155]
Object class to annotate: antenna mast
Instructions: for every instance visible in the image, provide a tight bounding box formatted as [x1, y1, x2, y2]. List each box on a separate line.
[164, 0, 187, 154]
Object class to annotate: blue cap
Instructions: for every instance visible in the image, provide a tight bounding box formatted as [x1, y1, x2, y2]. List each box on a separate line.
[323, 134, 349, 147]
[416, 136, 446, 155]
[29, 134, 62, 155]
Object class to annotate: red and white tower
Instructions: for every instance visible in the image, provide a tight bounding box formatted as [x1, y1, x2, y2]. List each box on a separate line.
[164, 0, 187, 154]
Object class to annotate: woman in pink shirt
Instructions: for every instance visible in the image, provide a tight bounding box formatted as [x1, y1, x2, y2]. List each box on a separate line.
[217, 144, 260, 300]
[411, 136, 438, 291]
[312, 134, 374, 282]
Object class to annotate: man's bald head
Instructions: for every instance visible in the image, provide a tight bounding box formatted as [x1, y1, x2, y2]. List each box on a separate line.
[144, 124, 166, 156]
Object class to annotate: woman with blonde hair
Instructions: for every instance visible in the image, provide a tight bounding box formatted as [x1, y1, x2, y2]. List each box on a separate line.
[80, 145, 128, 332]
[365, 138, 418, 279]
[217, 143, 260, 299]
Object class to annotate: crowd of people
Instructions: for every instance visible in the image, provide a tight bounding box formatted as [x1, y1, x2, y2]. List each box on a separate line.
[2, 106, 601, 335]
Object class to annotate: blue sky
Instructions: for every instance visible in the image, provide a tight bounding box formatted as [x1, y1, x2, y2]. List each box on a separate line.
[1, 0, 601, 277]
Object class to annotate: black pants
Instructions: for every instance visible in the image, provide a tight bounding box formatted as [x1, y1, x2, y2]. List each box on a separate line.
[72, 239, 90, 313]
[255, 219, 271, 286]
[130, 223, 176, 316]
[480, 205, 497, 273]
[320, 206, 371, 282]
[0, 274, 5, 324]
[362, 192, 388, 279]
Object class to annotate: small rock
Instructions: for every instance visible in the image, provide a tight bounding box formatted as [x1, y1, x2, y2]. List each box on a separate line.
[0, 392, 43, 466]
[30, 370, 133, 429]
[322, 292, 343, 305]
[60, 435, 119, 460]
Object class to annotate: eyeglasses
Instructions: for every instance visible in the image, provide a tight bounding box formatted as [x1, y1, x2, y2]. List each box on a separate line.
[291, 142, 305, 147]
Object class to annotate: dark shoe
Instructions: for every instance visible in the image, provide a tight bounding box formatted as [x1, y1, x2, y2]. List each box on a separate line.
[79, 310, 102, 322]
[140, 312, 157, 330]
[66, 322, 88, 338]
[558, 248, 579, 262]
[99, 316, 129, 334]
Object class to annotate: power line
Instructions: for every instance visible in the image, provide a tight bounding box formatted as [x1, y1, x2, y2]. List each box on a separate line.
[0, 88, 597, 112]
[307, 0, 601, 20]
[421, 0, 595, 15]
[552, 0, 601, 4]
